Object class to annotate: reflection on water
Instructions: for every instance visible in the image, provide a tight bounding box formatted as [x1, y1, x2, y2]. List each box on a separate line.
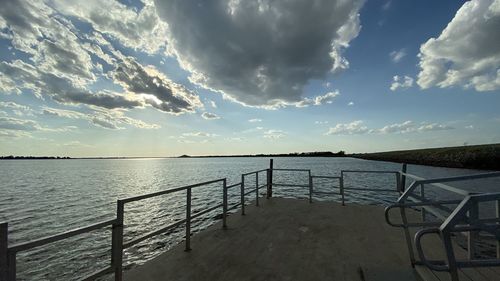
[0, 157, 498, 280]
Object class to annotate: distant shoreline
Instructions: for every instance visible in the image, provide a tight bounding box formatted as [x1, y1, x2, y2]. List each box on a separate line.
[2, 144, 500, 171]
[352, 143, 500, 171]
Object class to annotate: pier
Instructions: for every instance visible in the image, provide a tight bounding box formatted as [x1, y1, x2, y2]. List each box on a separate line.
[2, 160, 500, 281]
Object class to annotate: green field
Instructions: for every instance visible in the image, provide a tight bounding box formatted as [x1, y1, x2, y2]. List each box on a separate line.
[353, 143, 500, 171]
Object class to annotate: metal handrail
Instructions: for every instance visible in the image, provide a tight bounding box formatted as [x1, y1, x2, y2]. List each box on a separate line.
[385, 172, 500, 281]
[1, 178, 232, 281]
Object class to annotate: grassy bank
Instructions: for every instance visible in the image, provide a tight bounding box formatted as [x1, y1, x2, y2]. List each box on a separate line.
[352, 143, 500, 171]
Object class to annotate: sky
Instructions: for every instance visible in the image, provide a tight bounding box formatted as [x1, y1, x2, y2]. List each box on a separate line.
[0, 0, 499, 157]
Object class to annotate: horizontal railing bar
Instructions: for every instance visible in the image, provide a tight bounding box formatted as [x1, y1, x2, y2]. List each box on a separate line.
[421, 172, 500, 185]
[244, 189, 256, 196]
[228, 202, 242, 211]
[122, 178, 225, 203]
[123, 219, 186, 249]
[406, 196, 449, 221]
[259, 184, 267, 189]
[311, 176, 341, 179]
[10, 219, 116, 252]
[226, 182, 241, 189]
[191, 204, 223, 220]
[312, 191, 339, 195]
[403, 172, 499, 196]
[342, 170, 399, 174]
[343, 187, 397, 192]
[78, 266, 113, 281]
[242, 169, 268, 176]
[272, 168, 310, 172]
[272, 183, 310, 188]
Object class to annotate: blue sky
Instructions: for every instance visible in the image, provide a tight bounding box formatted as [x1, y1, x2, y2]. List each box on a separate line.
[0, 0, 499, 157]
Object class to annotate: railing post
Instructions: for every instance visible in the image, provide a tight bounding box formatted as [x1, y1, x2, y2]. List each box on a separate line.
[340, 171, 345, 206]
[255, 173, 259, 206]
[468, 200, 479, 259]
[421, 184, 426, 222]
[308, 171, 312, 203]
[222, 179, 227, 229]
[443, 232, 459, 281]
[267, 159, 273, 198]
[6, 251, 15, 281]
[241, 174, 245, 215]
[400, 163, 407, 193]
[396, 172, 401, 193]
[1, 223, 8, 281]
[111, 200, 124, 281]
[400, 206, 416, 267]
[497, 200, 500, 259]
[185, 187, 192, 251]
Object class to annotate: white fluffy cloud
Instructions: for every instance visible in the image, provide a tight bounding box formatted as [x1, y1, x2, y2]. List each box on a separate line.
[295, 91, 340, 108]
[390, 75, 414, 91]
[155, 0, 363, 107]
[263, 129, 286, 139]
[390, 49, 406, 63]
[52, 0, 168, 54]
[326, 120, 454, 135]
[326, 120, 368, 135]
[417, 0, 500, 91]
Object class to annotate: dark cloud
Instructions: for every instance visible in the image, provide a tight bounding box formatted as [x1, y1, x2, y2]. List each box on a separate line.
[155, 0, 363, 107]
[110, 57, 202, 114]
[0, 60, 142, 110]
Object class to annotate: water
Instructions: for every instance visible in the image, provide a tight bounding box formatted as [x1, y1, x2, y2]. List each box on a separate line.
[0, 157, 498, 280]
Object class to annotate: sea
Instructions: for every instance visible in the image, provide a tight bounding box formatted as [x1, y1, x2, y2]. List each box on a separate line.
[1, 157, 499, 280]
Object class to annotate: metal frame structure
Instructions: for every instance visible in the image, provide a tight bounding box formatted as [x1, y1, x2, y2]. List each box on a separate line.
[385, 171, 500, 281]
[2, 160, 500, 281]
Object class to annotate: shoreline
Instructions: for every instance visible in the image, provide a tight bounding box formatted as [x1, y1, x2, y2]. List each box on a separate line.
[352, 143, 500, 171]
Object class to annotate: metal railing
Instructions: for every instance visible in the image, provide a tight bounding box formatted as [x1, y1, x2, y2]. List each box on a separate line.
[340, 170, 402, 205]
[3, 160, 500, 281]
[384, 171, 500, 281]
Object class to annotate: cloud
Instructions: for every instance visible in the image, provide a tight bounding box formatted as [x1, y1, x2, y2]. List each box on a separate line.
[0, 116, 40, 131]
[52, 0, 168, 54]
[110, 57, 202, 114]
[182, 132, 218, 138]
[209, 100, 217, 108]
[390, 75, 414, 91]
[315, 121, 329, 125]
[91, 109, 161, 130]
[378, 121, 415, 134]
[42, 106, 160, 130]
[248, 119, 262, 123]
[417, 0, 500, 91]
[382, 1, 392, 11]
[348, 101, 354, 106]
[389, 49, 406, 63]
[263, 129, 286, 139]
[0, 60, 144, 110]
[0, 1, 202, 118]
[295, 91, 340, 107]
[0, 101, 34, 116]
[155, 0, 363, 107]
[325, 120, 368, 135]
[326, 120, 454, 135]
[41, 107, 86, 119]
[201, 112, 221, 120]
[417, 123, 454, 132]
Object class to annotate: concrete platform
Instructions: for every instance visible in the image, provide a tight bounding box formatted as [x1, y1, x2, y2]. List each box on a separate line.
[125, 198, 427, 281]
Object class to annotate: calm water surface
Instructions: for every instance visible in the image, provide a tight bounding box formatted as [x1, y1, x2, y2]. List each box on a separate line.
[1, 157, 498, 280]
